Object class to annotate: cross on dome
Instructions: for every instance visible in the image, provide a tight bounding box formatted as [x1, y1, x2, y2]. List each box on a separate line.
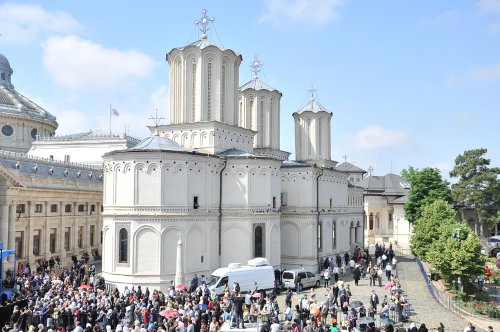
[195, 9, 215, 39]
[250, 54, 263, 79]
[307, 84, 317, 101]
[148, 108, 165, 128]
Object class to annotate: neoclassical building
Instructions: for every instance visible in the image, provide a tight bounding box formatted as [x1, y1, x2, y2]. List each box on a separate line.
[0, 54, 57, 153]
[101, 12, 364, 292]
[0, 52, 103, 269]
[360, 173, 413, 249]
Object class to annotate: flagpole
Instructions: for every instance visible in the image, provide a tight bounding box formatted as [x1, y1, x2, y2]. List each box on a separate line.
[109, 104, 112, 134]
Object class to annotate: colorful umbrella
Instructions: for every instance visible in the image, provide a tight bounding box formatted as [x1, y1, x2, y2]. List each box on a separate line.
[176, 284, 187, 290]
[80, 284, 92, 289]
[159, 309, 179, 318]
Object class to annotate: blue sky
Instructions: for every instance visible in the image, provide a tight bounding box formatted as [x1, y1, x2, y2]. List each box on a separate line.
[1, 0, 499, 178]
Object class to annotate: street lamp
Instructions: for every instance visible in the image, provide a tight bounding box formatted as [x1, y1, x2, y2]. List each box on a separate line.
[453, 227, 463, 292]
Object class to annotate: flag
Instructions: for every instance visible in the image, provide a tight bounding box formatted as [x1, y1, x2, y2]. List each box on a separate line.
[112, 108, 119, 117]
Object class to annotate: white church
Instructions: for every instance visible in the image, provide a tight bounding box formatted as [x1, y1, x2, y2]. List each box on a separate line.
[100, 11, 365, 292]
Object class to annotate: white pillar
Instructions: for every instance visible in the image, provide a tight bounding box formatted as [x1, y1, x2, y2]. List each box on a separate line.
[8, 203, 16, 262]
[174, 234, 184, 286]
[1, 204, 8, 272]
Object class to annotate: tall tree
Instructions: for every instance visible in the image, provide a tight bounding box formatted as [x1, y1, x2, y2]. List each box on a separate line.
[402, 167, 452, 223]
[427, 222, 485, 283]
[410, 199, 456, 259]
[449, 148, 500, 235]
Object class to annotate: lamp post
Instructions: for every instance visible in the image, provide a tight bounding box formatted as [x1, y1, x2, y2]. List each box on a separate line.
[453, 227, 463, 292]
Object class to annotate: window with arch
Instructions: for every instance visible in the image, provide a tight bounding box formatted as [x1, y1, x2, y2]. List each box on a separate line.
[192, 61, 197, 122]
[369, 213, 374, 230]
[207, 62, 212, 120]
[254, 225, 264, 258]
[119, 228, 128, 263]
[1, 73, 5, 80]
[318, 118, 322, 155]
[332, 221, 337, 248]
[220, 63, 226, 122]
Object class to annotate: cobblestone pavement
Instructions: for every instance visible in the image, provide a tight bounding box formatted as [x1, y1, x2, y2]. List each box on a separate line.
[272, 255, 469, 330]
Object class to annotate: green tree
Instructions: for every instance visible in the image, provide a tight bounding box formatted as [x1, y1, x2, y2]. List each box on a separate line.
[449, 148, 500, 234]
[410, 199, 456, 259]
[402, 167, 452, 223]
[427, 222, 485, 283]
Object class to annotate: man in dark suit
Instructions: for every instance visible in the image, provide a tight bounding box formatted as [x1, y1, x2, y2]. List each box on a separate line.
[370, 290, 379, 312]
[232, 292, 245, 329]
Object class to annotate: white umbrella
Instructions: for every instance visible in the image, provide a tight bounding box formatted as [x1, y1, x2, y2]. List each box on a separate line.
[51, 279, 63, 284]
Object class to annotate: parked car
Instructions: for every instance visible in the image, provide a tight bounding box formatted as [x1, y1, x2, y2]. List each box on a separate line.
[282, 269, 320, 290]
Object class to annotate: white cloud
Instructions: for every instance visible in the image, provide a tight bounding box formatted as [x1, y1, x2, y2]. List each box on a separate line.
[0, 3, 80, 43]
[352, 125, 410, 150]
[477, 0, 500, 15]
[448, 62, 500, 84]
[260, 0, 343, 28]
[42, 35, 156, 91]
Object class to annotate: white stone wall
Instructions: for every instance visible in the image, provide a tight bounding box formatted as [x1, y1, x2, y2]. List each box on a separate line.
[293, 111, 332, 162]
[168, 44, 241, 126]
[0, 116, 56, 153]
[29, 139, 130, 166]
[238, 90, 282, 150]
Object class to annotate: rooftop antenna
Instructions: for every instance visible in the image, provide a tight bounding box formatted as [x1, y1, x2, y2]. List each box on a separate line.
[149, 108, 165, 135]
[250, 54, 263, 79]
[307, 84, 317, 101]
[195, 9, 215, 39]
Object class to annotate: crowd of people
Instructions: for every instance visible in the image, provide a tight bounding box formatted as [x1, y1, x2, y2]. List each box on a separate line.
[0, 243, 492, 332]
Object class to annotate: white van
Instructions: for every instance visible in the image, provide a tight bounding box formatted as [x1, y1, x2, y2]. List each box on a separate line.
[207, 257, 275, 295]
[282, 269, 320, 290]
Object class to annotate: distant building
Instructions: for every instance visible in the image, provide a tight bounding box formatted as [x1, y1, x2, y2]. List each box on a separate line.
[29, 131, 140, 167]
[0, 54, 58, 153]
[0, 52, 103, 269]
[360, 173, 413, 249]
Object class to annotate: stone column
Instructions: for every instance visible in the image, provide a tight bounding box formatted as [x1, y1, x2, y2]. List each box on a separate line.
[1, 204, 9, 272]
[60, 201, 65, 260]
[174, 234, 184, 286]
[8, 203, 16, 262]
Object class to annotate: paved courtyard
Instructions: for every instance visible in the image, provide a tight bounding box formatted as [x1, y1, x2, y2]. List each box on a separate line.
[272, 254, 469, 330]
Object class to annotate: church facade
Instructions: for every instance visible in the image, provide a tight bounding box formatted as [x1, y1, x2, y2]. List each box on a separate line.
[101, 12, 364, 292]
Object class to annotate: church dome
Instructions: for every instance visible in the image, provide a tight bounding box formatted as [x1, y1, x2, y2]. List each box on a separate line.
[129, 135, 191, 152]
[0, 53, 12, 71]
[0, 53, 58, 153]
[296, 97, 329, 114]
[239, 77, 280, 93]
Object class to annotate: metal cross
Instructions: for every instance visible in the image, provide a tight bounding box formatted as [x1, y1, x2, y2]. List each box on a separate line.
[307, 84, 317, 100]
[343, 154, 348, 163]
[148, 108, 165, 128]
[368, 165, 374, 175]
[250, 54, 263, 79]
[195, 9, 215, 35]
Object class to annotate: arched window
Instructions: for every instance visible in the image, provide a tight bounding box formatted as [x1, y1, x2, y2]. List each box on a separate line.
[254, 225, 264, 257]
[119, 228, 128, 263]
[220, 63, 226, 122]
[1, 73, 5, 80]
[207, 62, 212, 121]
[369, 213, 374, 230]
[192, 61, 197, 122]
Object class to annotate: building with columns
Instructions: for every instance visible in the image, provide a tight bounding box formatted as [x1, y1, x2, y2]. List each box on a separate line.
[0, 52, 104, 270]
[0, 54, 58, 153]
[101, 11, 364, 292]
[360, 173, 413, 249]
